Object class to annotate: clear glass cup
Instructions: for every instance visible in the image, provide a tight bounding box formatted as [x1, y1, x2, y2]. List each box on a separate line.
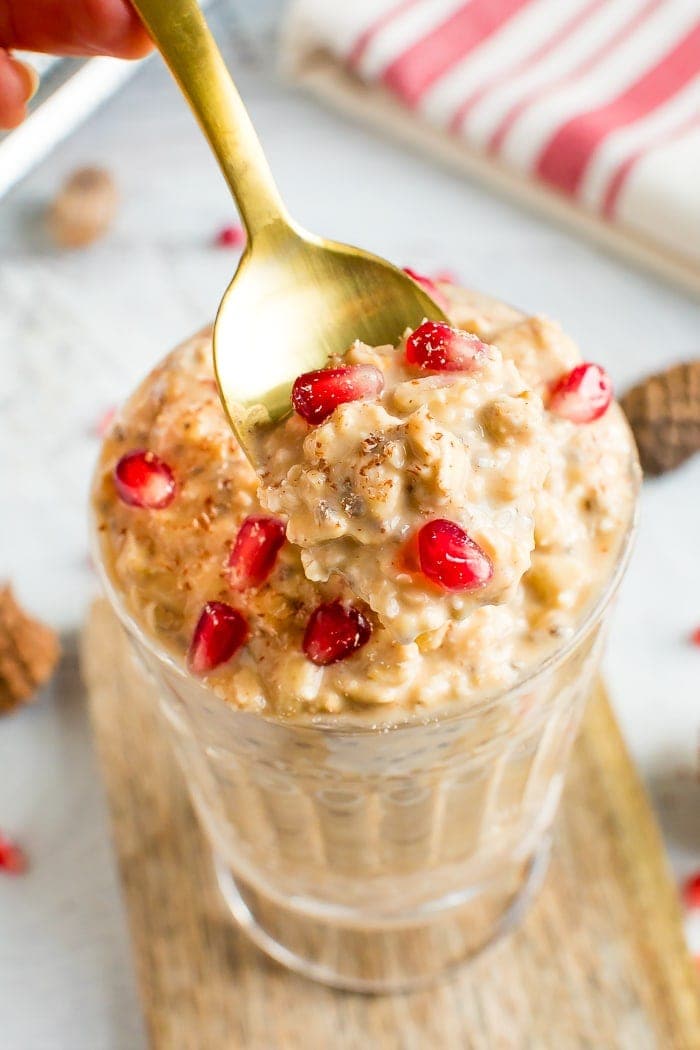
[92, 496, 637, 993]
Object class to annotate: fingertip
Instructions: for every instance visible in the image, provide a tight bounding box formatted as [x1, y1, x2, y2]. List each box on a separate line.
[0, 1, 155, 61]
[96, 2, 154, 59]
[17, 59, 39, 100]
[0, 104, 28, 129]
[0, 51, 33, 128]
[108, 24, 154, 60]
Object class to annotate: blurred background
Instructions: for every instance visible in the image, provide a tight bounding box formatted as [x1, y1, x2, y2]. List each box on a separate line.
[1, 1, 699, 1045]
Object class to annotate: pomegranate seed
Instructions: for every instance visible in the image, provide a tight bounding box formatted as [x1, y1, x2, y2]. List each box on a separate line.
[303, 601, 372, 666]
[682, 871, 700, 909]
[406, 321, 487, 372]
[402, 267, 449, 310]
[548, 363, 613, 423]
[690, 626, 700, 647]
[417, 519, 493, 592]
[0, 833, 27, 876]
[292, 364, 384, 425]
[432, 268, 458, 284]
[227, 515, 286, 590]
[215, 224, 245, 248]
[114, 450, 176, 510]
[188, 601, 248, 675]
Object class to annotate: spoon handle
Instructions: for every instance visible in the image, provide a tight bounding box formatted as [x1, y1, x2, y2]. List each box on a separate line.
[131, 0, 289, 238]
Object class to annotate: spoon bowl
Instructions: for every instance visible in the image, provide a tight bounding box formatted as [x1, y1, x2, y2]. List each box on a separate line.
[131, 0, 447, 465]
[214, 223, 446, 463]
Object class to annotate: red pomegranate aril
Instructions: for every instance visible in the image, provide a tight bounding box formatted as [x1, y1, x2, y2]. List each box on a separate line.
[214, 224, 245, 248]
[0, 833, 27, 875]
[682, 871, 700, 909]
[406, 321, 488, 372]
[303, 602, 372, 666]
[548, 363, 613, 423]
[227, 515, 286, 590]
[690, 626, 700, 647]
[417, 519, 493, 592]
[432, 268, 458, 284]
[114, 450, 176, 510]
[402, 267, 449, 310]
[188, 601, 249, 675]
[292, 364, 384, 425]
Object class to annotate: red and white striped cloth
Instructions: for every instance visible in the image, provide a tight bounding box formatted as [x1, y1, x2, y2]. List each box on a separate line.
[284, 0, 700, 292]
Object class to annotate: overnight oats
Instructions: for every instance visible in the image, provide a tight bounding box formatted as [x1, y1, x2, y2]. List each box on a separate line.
[92, 281, 639, 990]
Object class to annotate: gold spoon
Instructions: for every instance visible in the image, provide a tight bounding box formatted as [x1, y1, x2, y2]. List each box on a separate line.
[131, 0, 447, 466]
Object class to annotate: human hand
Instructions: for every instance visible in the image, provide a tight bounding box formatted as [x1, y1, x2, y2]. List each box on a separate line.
[0, 0, 152, 128]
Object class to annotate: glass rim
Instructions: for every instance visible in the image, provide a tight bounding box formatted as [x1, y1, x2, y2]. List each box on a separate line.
[89, 466, 639, 735]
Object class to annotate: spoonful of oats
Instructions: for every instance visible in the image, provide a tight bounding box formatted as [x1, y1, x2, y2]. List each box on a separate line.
[130, 0, 447, 467]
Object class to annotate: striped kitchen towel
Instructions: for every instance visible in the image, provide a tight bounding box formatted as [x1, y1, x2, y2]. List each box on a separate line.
[283, 0, 700, 295]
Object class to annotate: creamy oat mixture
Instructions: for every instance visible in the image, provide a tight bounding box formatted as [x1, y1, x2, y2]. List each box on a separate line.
[259, 329, 551, 642]
[93, 283, 638, 717]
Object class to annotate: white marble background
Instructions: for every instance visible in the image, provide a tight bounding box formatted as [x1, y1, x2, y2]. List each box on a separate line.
[1, 6, 699, 1048]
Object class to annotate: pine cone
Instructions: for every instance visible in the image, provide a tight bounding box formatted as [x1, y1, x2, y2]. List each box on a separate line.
[620, 360, 700, 476]
[0, 585, 60, 715]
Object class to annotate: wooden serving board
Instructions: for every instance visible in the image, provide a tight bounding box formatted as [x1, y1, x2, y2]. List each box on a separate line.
[81, 600, 700, 1050]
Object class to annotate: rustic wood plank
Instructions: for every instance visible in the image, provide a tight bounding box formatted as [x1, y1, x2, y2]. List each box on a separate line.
[81, 600, 700, 1050]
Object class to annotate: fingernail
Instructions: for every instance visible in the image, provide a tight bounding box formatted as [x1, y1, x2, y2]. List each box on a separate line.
[10, 58, 39, 103]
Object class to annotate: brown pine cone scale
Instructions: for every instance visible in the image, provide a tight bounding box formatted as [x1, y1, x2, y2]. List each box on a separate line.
[620, 360, 700, 476]
[0, 585, 61, 715]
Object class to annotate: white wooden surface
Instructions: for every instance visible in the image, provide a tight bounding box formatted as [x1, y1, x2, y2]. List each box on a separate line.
[1, 9, 700, 1049]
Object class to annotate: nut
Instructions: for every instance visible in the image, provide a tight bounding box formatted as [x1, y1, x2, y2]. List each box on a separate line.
[48, 166, 119, 249]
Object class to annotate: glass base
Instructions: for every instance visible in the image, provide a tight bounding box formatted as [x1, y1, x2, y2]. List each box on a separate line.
[214, 839, 552, 993]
